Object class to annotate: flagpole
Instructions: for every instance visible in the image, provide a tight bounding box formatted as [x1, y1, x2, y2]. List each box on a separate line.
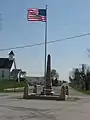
[44, 5, 47, 95]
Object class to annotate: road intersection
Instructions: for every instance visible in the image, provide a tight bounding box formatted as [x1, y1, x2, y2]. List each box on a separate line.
[0, 87, 90, 120]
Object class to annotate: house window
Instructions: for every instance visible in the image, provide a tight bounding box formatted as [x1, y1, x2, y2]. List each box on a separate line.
[2, 70, 4, 78]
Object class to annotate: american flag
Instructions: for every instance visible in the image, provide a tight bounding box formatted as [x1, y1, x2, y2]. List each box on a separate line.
[27, 8, 46, 22]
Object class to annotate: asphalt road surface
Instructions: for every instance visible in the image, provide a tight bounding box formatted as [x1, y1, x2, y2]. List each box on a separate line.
[0, 87, 90, 120]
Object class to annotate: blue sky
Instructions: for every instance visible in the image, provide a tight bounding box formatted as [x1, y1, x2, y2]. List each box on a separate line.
[0, 0, 90, 81]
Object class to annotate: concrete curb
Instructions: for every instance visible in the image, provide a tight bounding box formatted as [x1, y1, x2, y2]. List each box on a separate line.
[4, 86, 34, 92]
[23, 94, 66, 101]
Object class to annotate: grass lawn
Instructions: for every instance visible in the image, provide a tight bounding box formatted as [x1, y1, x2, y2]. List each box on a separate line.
[0, 80, 26, 92]
[76, 89, 90, 95]
[71, 86, 90, 95]
[82, 90, 90, 94]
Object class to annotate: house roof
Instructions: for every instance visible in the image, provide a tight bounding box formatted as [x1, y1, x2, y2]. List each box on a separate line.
[0, 58, 13, 69]
[10, 69, 22, 76]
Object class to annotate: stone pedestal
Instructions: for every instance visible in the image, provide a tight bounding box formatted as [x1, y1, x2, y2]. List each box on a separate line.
[60, 86, 65, 100]
[23, 84, 28, 99]
[66, 86, 69, 96]
[33, 83, 37, 93]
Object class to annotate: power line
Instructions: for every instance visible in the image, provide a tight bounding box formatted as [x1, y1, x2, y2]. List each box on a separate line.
[0, 32, 90, 51]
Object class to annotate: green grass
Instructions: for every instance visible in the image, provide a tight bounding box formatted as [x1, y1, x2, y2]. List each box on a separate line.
[0, 80, 26, 92]
[71, 85, 90, 95]
[76, 89, 90, 95]
[82, 90, 90, 94]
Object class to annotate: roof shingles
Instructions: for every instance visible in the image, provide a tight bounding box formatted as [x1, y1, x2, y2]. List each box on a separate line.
[0, 58, 13, 69]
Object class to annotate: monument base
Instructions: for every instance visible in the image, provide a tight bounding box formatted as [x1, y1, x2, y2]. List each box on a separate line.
[41, 88, 54, 96]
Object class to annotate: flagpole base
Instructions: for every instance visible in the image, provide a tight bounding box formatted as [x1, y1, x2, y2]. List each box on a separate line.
[41, 87, 54, 96]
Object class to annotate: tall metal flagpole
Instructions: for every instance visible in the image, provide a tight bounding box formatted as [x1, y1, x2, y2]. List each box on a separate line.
[44, 5, 47, 95]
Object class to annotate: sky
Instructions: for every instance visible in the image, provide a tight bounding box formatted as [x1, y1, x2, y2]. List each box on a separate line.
[0, 0, 90, 81]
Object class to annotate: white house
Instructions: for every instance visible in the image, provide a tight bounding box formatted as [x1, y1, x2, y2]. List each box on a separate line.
[0, 51, 15, 80]
[0, 50, 27, 81]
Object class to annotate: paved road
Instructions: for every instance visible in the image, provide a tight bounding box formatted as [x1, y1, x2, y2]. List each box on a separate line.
[0, 87, 90, 120]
